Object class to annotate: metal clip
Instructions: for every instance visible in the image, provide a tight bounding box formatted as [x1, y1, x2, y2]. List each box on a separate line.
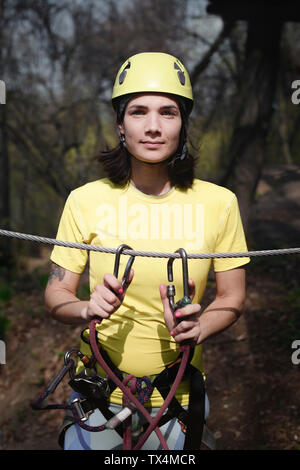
[64, 349, 81, 380]
[167, 248, 192, 316]
[113, 244, 135, 288]
[44, 349, 79, 395]
[71, 398, 92, 422]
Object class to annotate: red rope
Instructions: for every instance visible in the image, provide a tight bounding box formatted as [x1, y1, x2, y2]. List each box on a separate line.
[89, 318, 190, 450]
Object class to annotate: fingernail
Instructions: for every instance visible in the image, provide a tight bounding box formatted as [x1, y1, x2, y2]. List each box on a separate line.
[175, 311, 181, 318]
[170, 331, 174, 337]
[118, 288, 123, 295]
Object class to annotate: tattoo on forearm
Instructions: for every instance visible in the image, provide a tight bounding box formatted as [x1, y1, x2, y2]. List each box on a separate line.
[50, 301, 81, 316]
[204, 307, 242, 318]
[48, 263, 66, 284]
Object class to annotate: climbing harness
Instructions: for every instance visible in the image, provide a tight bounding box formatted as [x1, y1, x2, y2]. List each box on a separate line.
[31, 246, 209, 450]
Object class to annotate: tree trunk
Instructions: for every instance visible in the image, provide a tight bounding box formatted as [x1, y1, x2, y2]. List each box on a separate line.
[220, 18, 283, 233]
[278, 112, 293, 165]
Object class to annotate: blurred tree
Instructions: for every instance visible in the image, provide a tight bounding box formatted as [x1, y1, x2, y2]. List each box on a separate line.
[0, 0, 192, 262]
[0, 0, 14, 274]
[1, 0, 300, 262]
[206, 0, 300, 232]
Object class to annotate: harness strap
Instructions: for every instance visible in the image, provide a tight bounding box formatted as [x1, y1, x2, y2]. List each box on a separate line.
[183, 365, 205, 450]
[152, 351, 206, 450]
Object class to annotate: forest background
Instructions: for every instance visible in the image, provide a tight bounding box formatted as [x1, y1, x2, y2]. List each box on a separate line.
[0, 0, 299, 451]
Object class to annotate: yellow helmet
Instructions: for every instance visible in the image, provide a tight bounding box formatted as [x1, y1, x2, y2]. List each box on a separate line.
[112, 52, 193, 114]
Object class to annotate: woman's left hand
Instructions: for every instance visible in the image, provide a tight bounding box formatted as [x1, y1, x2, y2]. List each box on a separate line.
[159, 279, 202, 346]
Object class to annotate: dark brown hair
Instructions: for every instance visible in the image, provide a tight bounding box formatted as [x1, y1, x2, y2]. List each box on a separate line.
[97, 95, 197, 190]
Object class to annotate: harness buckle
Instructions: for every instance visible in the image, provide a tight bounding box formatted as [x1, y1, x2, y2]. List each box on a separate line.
[71, 397, 93, 422]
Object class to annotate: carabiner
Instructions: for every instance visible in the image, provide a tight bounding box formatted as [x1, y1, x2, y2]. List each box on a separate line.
[64, 349, 81, 380]
[167, 248, 192, 315]
[113, 244, 135, 288]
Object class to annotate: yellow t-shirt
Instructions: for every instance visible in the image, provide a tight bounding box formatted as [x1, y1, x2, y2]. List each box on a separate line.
[51, 178, 250, 406]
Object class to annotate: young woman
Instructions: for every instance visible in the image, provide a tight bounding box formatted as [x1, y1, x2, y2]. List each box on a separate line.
[45, 52, 250, 450]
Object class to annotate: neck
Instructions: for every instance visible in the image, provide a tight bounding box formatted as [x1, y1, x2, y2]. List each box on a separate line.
[130, 156, 172, 196]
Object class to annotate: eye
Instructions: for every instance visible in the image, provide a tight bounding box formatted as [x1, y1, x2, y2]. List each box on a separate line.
[161, 109, 178, 117]
[129, 108, 146, 115]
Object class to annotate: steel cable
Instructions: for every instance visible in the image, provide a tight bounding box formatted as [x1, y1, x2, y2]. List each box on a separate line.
[0, 228, 300, 259]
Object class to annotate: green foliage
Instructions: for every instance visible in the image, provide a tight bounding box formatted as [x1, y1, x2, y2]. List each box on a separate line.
[189, 118, 232, 181]
[286, 288, 300, 310]
[56, 350, 64, 360]
[0, 281, 11, 302]
[38, 273, 49, 290]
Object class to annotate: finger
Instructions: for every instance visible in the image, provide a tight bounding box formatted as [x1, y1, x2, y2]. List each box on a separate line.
[91, 291, 117, 314]
[174, 303, 201, 320]
[103, 273, 124, 295]
[159, 283, 172, 312]
[93, 283, 120, 307]
[171, 323, 200, 345]
[87, 298, 111, 319]
[172, 318, 199, 335]
[100, 286, 122, 308]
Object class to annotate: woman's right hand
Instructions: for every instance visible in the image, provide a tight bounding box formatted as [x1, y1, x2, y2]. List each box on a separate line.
[82, 270, 134, 322]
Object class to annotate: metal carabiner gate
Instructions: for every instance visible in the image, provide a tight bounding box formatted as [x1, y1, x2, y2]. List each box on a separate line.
[167, 248, 192, 316]
[113, 244, 135, 288]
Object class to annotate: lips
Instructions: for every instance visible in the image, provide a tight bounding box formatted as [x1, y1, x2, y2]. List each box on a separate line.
[141, 141, 164, 148]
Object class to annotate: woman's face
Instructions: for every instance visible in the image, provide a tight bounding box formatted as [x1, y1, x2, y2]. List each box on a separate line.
[119, 93, 182, 164]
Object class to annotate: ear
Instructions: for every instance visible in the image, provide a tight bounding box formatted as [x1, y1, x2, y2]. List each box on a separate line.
[118, 123, 125, 135]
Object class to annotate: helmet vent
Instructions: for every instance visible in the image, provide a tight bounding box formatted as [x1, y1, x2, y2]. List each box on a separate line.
[174, 62, 185, 86]
[119, 61, 131, 85]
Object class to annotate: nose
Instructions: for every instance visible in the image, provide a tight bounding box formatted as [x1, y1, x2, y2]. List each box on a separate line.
[144, 111, 161, 134]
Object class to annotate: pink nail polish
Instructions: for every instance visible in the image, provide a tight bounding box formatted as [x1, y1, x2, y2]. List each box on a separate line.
[175, 312, 181, 318]
[170, 331, 174, 337]
[118, 288, 123, 295]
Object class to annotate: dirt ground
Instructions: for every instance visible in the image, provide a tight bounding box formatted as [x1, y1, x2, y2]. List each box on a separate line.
[0, 164, 299, 451]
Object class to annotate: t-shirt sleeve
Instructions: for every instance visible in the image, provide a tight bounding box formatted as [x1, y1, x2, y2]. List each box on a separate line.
[213, 193, 250, 272]
[50, 192, 88, 274]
